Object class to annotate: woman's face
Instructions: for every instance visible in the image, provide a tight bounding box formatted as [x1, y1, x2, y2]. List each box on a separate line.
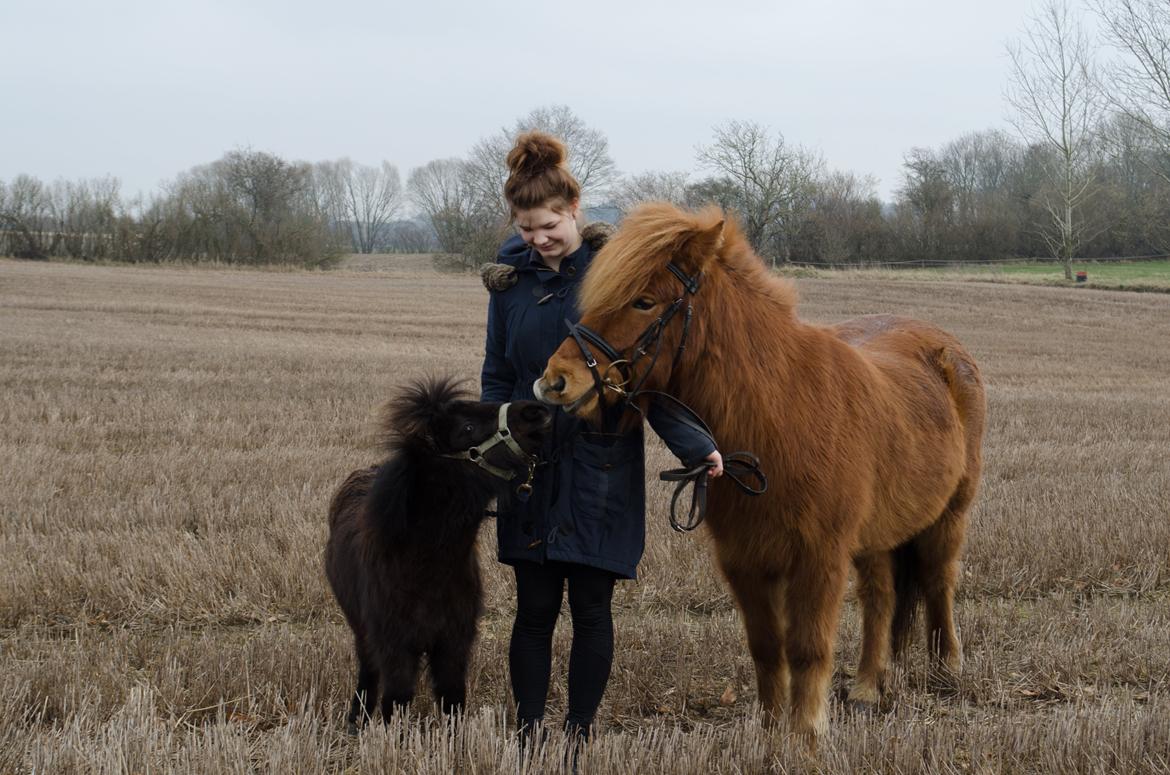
[514, 202, 581, 260]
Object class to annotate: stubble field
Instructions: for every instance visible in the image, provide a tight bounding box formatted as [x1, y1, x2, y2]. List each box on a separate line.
[1, 256, 1168, 773]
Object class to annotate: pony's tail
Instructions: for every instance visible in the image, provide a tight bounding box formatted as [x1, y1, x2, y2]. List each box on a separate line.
[890, 541, 923, 658]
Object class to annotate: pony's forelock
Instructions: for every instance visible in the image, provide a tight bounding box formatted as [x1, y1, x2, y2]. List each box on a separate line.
[580, 203, 770, 317]
[379, 376, 470, 450]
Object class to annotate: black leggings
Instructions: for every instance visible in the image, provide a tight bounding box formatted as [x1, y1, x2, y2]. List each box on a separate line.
[510, 560, 616, 735]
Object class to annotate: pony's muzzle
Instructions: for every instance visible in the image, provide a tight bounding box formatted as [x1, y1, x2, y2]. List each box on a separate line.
[533, 375, 565, 404]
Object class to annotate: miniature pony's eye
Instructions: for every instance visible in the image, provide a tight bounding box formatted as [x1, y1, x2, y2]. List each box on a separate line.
[632, 297, 655, 310]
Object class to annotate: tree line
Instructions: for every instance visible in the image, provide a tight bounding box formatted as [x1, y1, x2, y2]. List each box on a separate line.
[2, 0, 1167, 271]
[0, 151, 422, 265]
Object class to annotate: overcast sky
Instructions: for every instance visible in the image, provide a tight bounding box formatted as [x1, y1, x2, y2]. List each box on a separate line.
[2, 0, 1043, 203]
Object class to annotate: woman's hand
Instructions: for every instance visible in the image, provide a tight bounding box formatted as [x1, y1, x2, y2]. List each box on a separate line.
[705, 450, 724, 478]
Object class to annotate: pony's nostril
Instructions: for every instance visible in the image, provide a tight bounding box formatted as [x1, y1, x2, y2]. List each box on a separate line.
[550, 375, 566, 393]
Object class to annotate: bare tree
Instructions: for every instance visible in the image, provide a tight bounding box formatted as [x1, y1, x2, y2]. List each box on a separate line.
[40, 177, 123, 259]
[407, 158, 474, 254]
[610, 170, 691, 213]
[1095, 111, 1170, 251]
[311, 160, 353, 249]
[338, 160, 403, 253]
[0, 174, 52, 258]
[1006, 0, 1105, 278]
[159, 150, 334, 264]
[462, 105, 618, 220]
[696, 120, 823, 265]
[683, 176, 742, 213]
[897, 148, 957, 264]
[939, 130, 1021, 218]
[1091, 0, 1170, 183]
[803, 170, 887, 266]
[933, 130, 1030, 261]
[407, 158, 503, 265]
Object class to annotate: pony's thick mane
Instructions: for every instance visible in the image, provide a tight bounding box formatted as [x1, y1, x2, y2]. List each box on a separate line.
[378, 376, 469, 452]
[581, 202, 797, 317]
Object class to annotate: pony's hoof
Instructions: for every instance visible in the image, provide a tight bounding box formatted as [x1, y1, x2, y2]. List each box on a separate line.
[846, 683, 882, 709]
[927, 664, 962, 695]
[793, 727, 822, 757]
[846, 697, 879, 716]
[791, 710, 828, 746]
[929, 678, 960, 697]
[345, 720, 360, 736]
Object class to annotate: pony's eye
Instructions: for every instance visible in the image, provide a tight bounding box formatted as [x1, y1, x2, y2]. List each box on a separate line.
[632, 297, 655, 310]
[463, 423, 475, 435]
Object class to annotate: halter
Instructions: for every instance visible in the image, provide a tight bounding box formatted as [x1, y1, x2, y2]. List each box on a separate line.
[562, 261, 767, 530]
[441, 403, 536, 497]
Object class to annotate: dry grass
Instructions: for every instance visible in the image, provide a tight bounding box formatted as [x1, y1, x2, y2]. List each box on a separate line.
[2, 256, 1169, 773]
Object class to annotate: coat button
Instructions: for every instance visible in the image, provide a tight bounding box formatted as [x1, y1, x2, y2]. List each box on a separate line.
[602, 463, 613, 470]
[566, 265, 577, 276]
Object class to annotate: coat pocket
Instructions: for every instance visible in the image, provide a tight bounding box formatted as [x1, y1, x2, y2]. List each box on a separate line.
[569, 433, 641, 525]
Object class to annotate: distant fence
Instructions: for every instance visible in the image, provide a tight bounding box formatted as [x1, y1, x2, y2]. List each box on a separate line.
[783, 252, 1170, 271]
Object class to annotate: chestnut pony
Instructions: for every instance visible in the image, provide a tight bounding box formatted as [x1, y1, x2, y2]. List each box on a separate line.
[535, 203, 985, 737]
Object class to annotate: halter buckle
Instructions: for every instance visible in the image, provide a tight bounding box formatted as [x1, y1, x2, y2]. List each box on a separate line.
[441, 402, 535, 484]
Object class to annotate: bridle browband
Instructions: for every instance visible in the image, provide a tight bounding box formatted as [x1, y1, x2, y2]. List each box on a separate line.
[562, 261, 766, 531]
[441, 403, 536, 497]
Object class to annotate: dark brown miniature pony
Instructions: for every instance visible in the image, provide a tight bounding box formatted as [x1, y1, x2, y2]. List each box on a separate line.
[325, 377, 550, 732]
[535, 204, 986, 738]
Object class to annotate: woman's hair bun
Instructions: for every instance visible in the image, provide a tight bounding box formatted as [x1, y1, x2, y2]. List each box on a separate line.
[506, 131, 567, 177]
[503, 129, 580, 213]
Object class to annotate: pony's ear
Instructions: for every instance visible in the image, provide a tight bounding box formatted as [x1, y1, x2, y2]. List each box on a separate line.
[678, 219, 724, 275]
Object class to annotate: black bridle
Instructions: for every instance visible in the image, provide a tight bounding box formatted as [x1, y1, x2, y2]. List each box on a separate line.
[441, 403, 536, 498]
[564, 262, 699, 423]
[562, 262, 766, 531]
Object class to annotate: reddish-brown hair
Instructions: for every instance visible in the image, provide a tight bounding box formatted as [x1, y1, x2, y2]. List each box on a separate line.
[504, 131, 581, 215]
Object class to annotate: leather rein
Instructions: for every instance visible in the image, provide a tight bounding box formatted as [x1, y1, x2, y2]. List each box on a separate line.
[563, 262, 766, 531]
[441, 403, 536, 498]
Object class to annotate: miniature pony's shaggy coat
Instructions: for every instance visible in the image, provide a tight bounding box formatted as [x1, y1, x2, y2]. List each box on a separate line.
[325, 378, 549, 731]
[538, 204, 987, 737]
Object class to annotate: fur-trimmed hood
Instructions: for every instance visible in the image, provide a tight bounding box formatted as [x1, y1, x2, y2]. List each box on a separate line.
[480, 222, 616, 292]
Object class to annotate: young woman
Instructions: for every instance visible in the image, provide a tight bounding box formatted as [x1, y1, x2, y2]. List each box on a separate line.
[480, 131, 722, 741]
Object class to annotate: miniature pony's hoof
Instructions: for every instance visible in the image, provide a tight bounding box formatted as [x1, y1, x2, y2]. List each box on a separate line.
[846, 697, 879, 716]
[346, 720, 360, 736]
[927, 664, 961, 696]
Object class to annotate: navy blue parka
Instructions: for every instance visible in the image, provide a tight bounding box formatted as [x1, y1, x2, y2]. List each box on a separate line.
[481, 233, 715, 578]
